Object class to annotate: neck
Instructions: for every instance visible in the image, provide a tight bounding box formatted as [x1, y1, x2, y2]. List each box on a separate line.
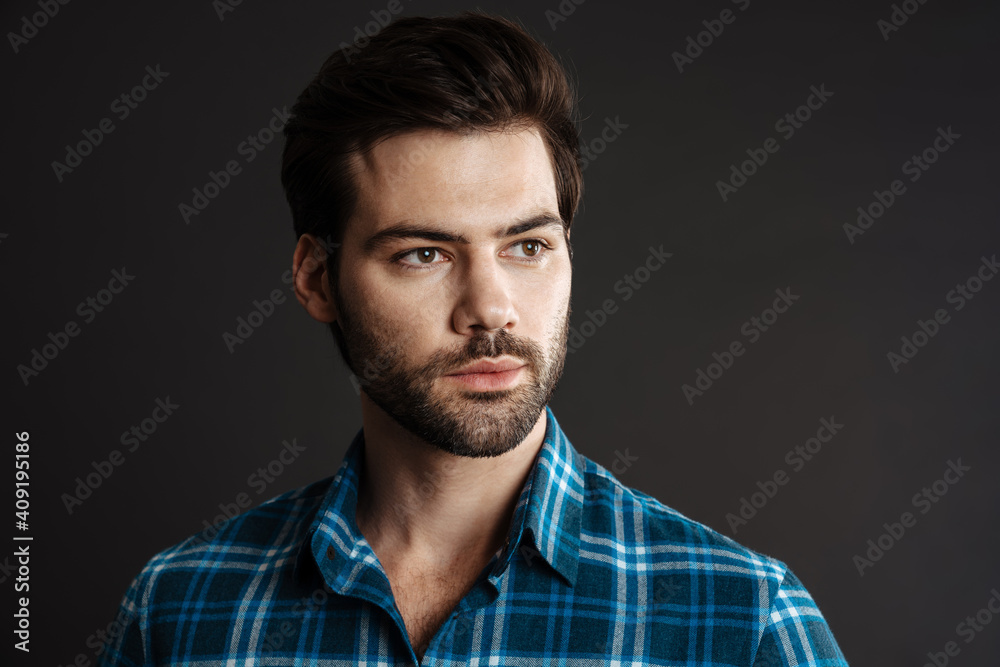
[354, 395, 548, 574]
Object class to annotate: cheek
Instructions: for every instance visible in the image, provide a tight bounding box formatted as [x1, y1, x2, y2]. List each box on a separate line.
[518, 278, 571, 335]
[534, 264, 571, 307]
[519, 286, 557, 317]
[348, 270, 446, 344]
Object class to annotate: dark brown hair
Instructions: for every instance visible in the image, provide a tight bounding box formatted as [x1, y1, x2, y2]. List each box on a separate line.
[280, 10, 583, 367]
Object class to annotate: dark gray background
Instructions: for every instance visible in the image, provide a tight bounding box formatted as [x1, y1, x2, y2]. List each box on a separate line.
[3, 0, 998, 664]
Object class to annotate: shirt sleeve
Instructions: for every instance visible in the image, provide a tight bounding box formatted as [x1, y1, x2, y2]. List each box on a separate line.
[752, 566, 850, 666]
[97, 574, 149, 667]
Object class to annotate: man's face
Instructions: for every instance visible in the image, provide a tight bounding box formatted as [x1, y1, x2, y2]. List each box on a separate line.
[332, 126, 572, 458]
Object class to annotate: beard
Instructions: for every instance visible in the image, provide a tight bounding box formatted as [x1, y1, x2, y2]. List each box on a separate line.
[334, 286, 570, 458]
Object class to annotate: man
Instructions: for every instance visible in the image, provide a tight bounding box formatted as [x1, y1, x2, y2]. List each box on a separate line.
[101, 11, 849, 666]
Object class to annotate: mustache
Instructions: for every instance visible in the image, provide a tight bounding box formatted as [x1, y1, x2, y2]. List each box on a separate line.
[427, 329, 543, 377]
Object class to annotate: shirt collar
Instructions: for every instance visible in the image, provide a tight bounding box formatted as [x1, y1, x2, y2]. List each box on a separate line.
[295, 404, 583, 597]
[496, 404, 583, 587]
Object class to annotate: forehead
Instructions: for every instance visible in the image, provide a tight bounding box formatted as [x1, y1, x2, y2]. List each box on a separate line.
[350, 126, 559, 235]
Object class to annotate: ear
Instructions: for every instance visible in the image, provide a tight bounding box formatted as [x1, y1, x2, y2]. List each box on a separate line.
[292, 233, 338, 324]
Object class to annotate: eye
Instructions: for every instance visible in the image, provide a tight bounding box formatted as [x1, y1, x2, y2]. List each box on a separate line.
[508, 239, 547, 258]
[504, 238, 554, 263]
[400, 248, 445, 265]
[392, 238, 554, 272]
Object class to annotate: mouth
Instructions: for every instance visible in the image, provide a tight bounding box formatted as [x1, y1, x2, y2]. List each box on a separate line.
[444, 358, 527, 391]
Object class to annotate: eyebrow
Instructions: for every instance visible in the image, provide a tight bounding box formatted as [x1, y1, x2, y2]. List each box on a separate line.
[362, 212, 566, 254]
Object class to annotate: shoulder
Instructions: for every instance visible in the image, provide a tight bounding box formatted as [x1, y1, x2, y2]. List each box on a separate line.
[127, 475, 335, 603]
[99, 477, 337, 664]
[574, 457, 851, 662]
[577, 455, 789, 593]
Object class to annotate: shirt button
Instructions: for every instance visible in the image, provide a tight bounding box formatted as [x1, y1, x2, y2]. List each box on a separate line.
[327, 546, 336, 559]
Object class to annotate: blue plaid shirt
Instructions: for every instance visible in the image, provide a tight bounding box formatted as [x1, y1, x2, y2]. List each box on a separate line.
[100, 405, 848, 665]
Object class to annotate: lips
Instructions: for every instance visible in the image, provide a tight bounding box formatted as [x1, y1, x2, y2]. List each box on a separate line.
[447, 359, 526, 375]
[444, 359, 527, 392]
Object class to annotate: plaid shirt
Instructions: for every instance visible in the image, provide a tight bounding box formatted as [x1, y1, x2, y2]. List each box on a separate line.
[100, 405, 849, 666]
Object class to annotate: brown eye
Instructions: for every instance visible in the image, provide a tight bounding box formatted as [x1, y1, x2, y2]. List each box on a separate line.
[395, 247, 447, 270]
[509, 239, 549, 261]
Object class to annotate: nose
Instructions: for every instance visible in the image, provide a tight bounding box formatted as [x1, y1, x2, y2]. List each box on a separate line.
[451, 249, 519, 334]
